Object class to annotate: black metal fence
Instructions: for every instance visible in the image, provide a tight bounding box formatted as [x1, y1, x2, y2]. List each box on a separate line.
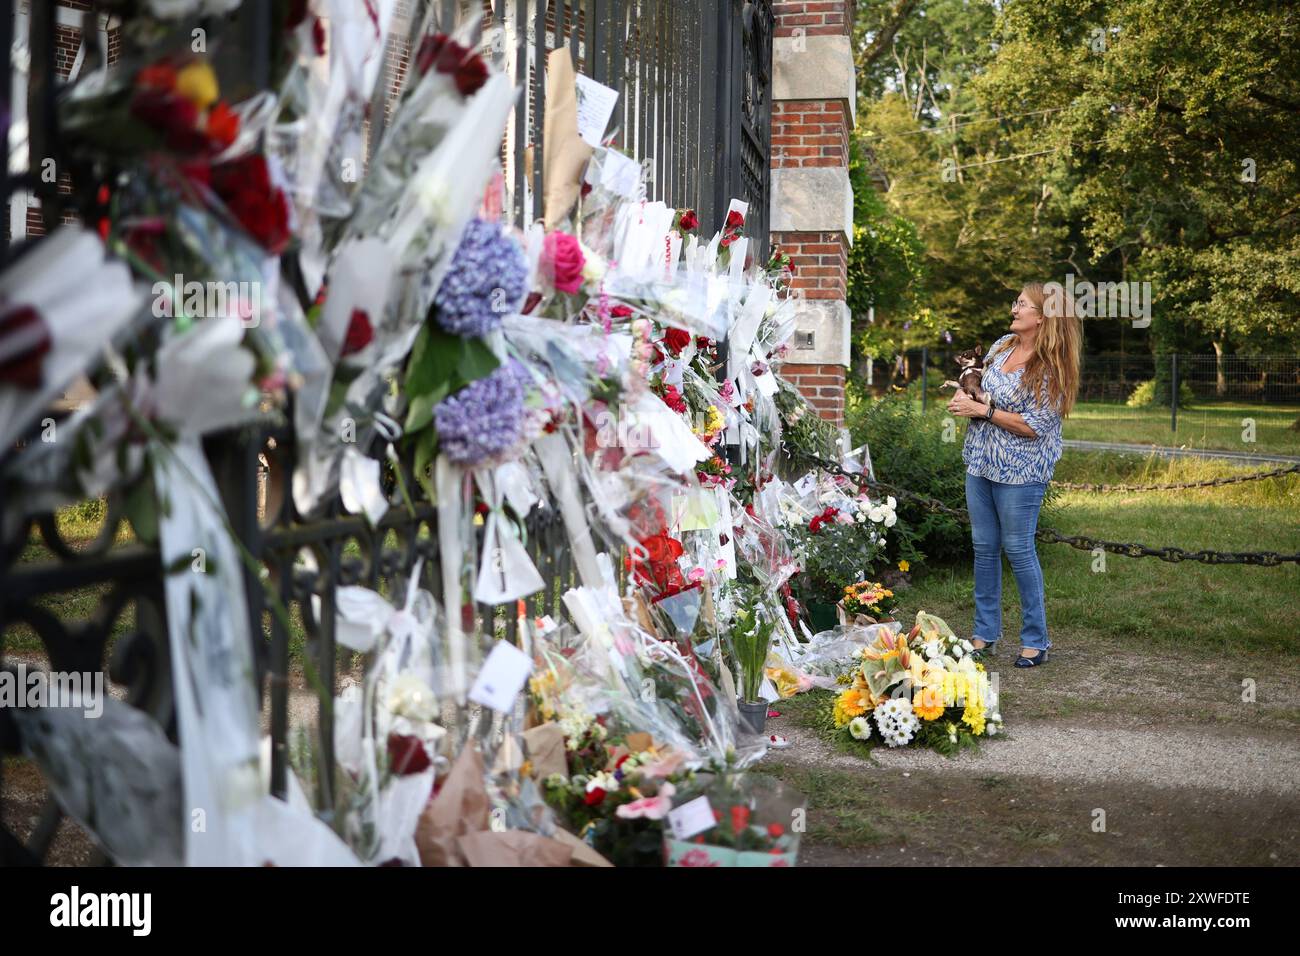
[367, 0, 772, 252]
[0, 0, 773, 864]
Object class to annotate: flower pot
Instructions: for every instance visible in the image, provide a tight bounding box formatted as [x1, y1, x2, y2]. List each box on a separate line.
[737, 698, 767, 735]
[806, 601, 839, 634]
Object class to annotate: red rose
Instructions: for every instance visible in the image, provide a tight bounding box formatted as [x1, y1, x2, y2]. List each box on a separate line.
[726, 209, 745, 228]
[312, 16, 327, 55]
[662, 327, 692, 355]
[640, 533, 684, 566]
[541, 230, 586, 293]
[521, 290, 542, 315]
[696, 336, 713, 349]
[730, 805, 751, 831]
[767, 823, 784, 838]
[210, 155, 291, 253]
[130, 88, 200, 148]
[415, 33, 489, 97]
[0, 306, 51, 390]
[678, 209, 698, 231]
[584, 787, 607, 807]
[610, 304, 633, 318]
[660, 383, 687, 413]
[340, 309, 373, 356]
[386, 733, 431, 775]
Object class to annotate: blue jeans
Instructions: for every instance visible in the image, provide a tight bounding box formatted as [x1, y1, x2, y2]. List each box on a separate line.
[965, 473, 1051, 651]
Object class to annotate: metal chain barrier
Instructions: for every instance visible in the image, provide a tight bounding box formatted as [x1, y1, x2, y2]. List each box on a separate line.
[1050, 462, 1300, 492]
[795, 453, 1300, 566]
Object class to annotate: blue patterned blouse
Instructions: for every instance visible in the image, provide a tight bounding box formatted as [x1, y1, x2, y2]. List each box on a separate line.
[961, 334, 1064, 485]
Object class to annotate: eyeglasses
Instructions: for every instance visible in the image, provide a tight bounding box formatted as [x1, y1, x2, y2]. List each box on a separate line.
[1010, 299, 1041, 312]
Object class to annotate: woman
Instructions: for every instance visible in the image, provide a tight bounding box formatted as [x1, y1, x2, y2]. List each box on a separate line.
[945, 282, 1081, 668]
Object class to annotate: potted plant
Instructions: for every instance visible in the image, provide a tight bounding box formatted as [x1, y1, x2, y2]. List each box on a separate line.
[727, 596, 777, 735]
[793, 501, 889, 632]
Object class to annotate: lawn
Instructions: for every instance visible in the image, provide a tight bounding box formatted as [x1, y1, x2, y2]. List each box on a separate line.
[905, 450, 1300, 657]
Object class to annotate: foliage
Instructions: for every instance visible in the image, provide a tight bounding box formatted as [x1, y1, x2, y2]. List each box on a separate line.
[1126, 378, 1195, 409]
[845, 388, 969, 562]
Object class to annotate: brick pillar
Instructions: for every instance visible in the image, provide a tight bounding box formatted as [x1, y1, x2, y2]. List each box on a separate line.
[770, 1, 856, 426]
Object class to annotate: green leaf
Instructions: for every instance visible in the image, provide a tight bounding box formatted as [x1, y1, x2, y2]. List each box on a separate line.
[456, 335, 500, 382]
[405, 390, 437, 434]
[123, 477, 159, 545]
[413, 428, 439, 500]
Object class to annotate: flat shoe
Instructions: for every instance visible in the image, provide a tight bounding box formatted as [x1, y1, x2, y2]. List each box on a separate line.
[1014, 649, 1048, 668]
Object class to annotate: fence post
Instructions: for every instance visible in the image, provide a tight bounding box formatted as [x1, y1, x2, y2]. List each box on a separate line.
[920, 346, 928, 413]
[1171, 353, 1179, 434]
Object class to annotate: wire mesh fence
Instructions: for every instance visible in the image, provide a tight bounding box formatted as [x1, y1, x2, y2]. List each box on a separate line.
[857, 349, 1300, 455]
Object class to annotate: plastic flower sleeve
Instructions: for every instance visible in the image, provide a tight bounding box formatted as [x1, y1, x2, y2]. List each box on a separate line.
[663, 771, 805, 867]
[0, 226, 144, 450]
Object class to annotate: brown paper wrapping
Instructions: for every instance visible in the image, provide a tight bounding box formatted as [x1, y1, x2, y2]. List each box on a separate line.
[415, 745, 490, 867]
[542, 48, 594, 231]
[457, 830, 572, 867]
[523, 722, 569, 779]
[549, 827, 615, 867]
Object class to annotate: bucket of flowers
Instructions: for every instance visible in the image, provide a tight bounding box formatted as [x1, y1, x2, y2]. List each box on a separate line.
[662, 772, 805, 867]
[840, 580, 898, 626]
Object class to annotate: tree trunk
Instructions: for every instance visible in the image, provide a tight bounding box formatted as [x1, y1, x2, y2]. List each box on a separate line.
[1212, 338, 1227, 398]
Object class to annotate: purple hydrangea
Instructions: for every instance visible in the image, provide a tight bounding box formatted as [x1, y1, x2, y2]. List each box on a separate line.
[434, 360, 531, 467]
[434, 218, 529, 337]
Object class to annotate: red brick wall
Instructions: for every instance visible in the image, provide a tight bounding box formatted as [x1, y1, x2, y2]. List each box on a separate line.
[772, 100, 850, 167]
[783, 363, 847, 424]
[773, 1, 853, 38]
[775, 231, 848, 300]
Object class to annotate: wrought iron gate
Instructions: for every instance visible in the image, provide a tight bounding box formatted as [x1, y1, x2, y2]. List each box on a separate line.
[0, 0, 771, 865]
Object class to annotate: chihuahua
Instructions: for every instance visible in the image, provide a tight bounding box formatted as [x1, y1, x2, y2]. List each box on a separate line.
[942, 344, 993, 407]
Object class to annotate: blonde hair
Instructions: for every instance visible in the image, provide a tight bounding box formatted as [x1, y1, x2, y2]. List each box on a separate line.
[990, 281, 1081, 418]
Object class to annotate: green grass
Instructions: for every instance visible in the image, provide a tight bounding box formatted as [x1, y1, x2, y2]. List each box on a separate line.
[907, 450, 1300, 656]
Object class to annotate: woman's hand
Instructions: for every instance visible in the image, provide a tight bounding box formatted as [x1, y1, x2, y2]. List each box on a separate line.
[946, 392, 988, 419]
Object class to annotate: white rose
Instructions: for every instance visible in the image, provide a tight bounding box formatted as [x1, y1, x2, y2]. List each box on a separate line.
[582, 246, 607, 282]
[884, 512, 897, 528]
[887, 496, 897, 510]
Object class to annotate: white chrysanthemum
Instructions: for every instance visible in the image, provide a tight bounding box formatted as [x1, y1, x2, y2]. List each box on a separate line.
[848, 716, 872, 741]
[879, 699, 901, 719]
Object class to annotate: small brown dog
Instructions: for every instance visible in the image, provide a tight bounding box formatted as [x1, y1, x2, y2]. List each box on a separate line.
[942, 344, 994, 406]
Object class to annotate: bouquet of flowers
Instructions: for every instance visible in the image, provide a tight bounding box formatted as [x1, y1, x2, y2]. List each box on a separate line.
[662, 772, 804, 867]
[841, 580, 898, 624]
[828, 611, 1003, 755]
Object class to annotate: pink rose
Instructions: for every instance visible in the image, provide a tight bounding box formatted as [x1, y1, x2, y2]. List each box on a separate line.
[541, 230, 586, 294]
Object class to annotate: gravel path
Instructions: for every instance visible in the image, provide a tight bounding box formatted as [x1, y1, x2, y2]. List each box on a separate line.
[769, 715, 1300, 797]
